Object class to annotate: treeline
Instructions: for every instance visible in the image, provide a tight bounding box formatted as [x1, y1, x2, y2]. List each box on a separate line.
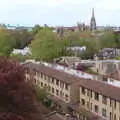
[0, 25, 120, 61]
[0, 29, 34, 56]
[30, 28, 120, 61]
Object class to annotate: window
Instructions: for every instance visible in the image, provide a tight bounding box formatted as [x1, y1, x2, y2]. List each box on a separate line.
[87, 90, 89, 96]
[119, 102, 120, 111]
[44, 75, 47, 80]
[81, 99, 85, 106]
[81, 87, 86, 95]
[65, 84, 68, 90]
[110, 112, 112, 120]
[90, 91, 92, 98]
[56, 80, 59, 86]
[94, 92, 99, 101]
[114, 101, 116, 109]
[60, 82, 64, 88]
[90, 103, 92, 110]
[114, 114, 116, 120]
[60, 91, 63, 97]
[102, 108, 106, 117]
[94, 105, 99, 113]
[65, 94, 69, 101]
[52, 78, 54, 83]
[110, 99, 112, 107]
[41, 73, 43, 78]
[102, 96, 107, 105]
[41, 82, 43, 87]
[56, 89, 59, 96]
[52, 88, 54, 93]
[87, 102, 89, 109]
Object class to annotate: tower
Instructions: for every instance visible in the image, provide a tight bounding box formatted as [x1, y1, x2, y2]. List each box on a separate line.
[90, 8, 96, 31]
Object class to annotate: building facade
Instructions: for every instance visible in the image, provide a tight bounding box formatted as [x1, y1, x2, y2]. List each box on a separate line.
[24, 62, 120, 120]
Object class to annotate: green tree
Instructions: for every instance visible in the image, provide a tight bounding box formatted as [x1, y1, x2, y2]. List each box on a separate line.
[30, 29, 69, 61]
[98, 32, 117, 48]
[0, 29, 15, 56]
[35, 87, 48, 103]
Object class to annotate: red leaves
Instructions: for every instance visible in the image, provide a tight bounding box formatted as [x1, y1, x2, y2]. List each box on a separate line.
[0, 57, 37, 118]
[0, 113, 28, 120]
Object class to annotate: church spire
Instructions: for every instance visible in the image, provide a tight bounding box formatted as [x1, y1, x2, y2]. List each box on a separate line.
[92, 8, 95, 18]
[90, 8, 96, 31]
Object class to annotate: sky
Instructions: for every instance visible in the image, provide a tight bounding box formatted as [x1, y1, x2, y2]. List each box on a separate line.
[0, 0, 120, 26]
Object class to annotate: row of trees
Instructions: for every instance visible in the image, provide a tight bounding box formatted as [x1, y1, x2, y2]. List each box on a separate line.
[30, 28, 120, 61]
[0, 25, 120, 61]
[0, 29, 34, 57]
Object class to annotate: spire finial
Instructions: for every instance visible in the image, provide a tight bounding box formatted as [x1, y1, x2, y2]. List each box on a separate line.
[92, 8, 95, 18]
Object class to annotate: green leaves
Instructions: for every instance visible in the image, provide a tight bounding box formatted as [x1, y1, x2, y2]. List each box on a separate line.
[30, 29, 69, 61]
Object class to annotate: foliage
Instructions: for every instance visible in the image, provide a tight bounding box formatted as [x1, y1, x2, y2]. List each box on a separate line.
[98, 32, 118, 48]
[0, 29, 15, 56]
[35, 87, 48, 103]
[0, 57, 38, 118]
[0, 113, 28, 120]
[32, 24, 44, 34]
[115, 56, 120, 60]
[10, 53, 30, 62]
[30, 29, 69, 62]
[10, 30, 34, 49]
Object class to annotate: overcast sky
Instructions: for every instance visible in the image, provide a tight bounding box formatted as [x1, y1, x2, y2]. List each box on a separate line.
[0, 0, 120, 26]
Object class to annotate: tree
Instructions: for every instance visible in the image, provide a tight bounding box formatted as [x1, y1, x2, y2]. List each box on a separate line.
[0, 29, 15, 56]
[10, 30, 34, 49]
[30, 29, 69, 61]
[32, 24, 44, 34]
[98, 32, 117, 48]
[35, 87, 48, 103]
[0, 57, 39, 119]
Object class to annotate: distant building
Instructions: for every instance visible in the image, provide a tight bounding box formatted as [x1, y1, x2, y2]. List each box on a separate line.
[97, 48, 120, 59]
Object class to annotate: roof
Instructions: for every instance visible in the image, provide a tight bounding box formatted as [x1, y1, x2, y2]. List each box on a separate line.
[43, 112, 65, 120]
[68, 103, 105, 120]
[24, 62, 79, 84]
[24, 62, 120, 102]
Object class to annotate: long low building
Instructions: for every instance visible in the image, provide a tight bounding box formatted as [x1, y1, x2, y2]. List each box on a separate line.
[23, 62, 120, 120]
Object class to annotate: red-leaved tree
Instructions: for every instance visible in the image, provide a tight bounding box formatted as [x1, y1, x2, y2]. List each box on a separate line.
[0, 57, 39, 120]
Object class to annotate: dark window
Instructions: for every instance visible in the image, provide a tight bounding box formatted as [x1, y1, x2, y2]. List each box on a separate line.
[114, 101, 116, 109]
[94, 105, 99, 113]
[110, 99, 112, 107]
[91, 103, 92, 110]
[87, 90, 89, 96]
[110, 112, 112, 120]
[41, 73, 43, 78]
[87, 102, 89, 108]
[65, 94, 69, 101]
[81, 99, 85, 106]
[65, 84, 68, 90]
[95, 92, 99, 101]
[52, 78, 54, 83]
[82, 87, 86, 95]
[56, 89, 59, 96]
[41, 82, 43, 87]
[90, 91, 92, 98]
[114, 114, 116, 120]
[52, 88, 54, 93]
[56, 80, 59, 86]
